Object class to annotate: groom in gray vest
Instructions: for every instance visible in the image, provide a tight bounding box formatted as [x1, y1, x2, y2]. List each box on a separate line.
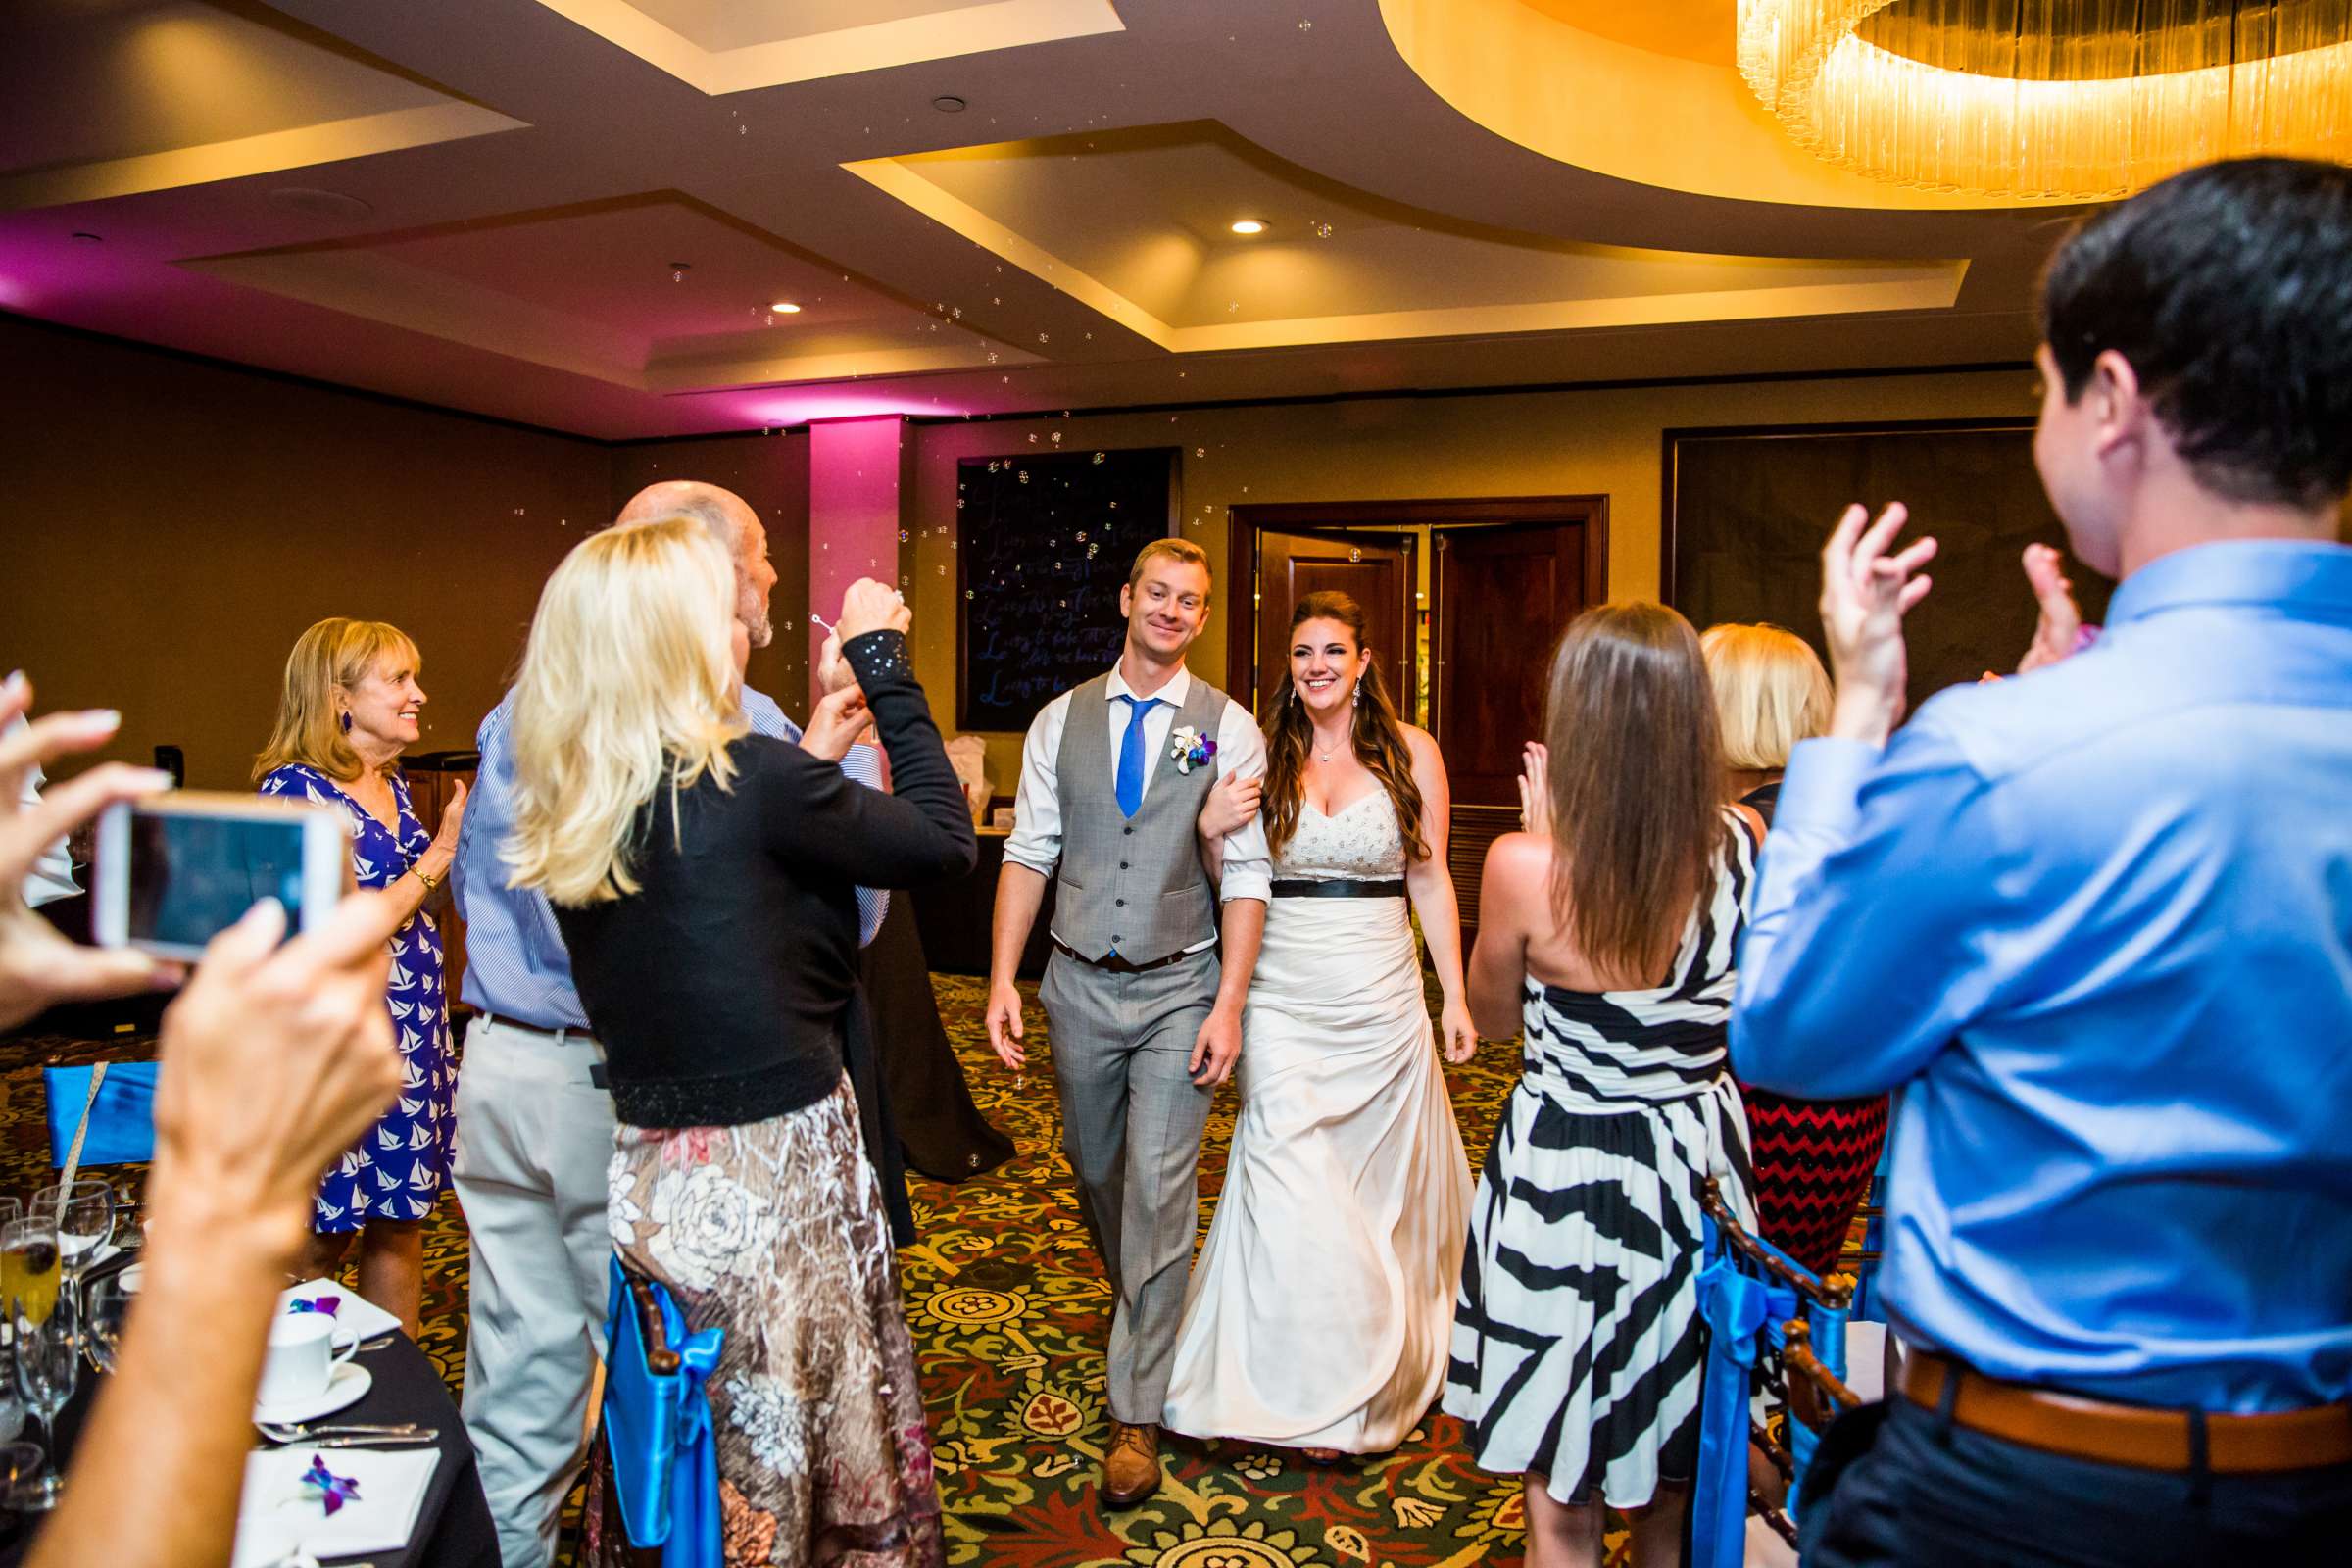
[987, 536, 1270, 1506]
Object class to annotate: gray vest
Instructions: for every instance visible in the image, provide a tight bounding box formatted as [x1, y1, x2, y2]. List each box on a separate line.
[1054, 672, 1226, 964]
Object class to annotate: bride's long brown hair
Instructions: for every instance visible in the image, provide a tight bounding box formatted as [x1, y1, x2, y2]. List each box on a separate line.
[1261, 591, 1429, 864]
[1543, 601, 1727, 985]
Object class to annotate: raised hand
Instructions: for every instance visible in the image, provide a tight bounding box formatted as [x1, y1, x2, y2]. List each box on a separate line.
[2015, 543, 2085, 672]
[1198, 770, 1261, 841]
[151, 892, 402, 1256]
[835, 579, 911, 644]
[0, 676, 181, 1030]
[428, 778, 468, 858]
[1515, 743, 1550, 838]
[984, 978, 1026, 1071]
[800, 686, 873, 762]
[1818, 503, 1937, 747]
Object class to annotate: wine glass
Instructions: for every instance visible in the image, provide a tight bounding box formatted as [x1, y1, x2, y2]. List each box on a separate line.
[2, 1217, 74, 1511]
[36, 1181, 114, 1301]
[82, 1271, 133, 1377]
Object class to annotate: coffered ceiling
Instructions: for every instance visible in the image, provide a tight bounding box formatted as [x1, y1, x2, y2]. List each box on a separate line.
[0, 0, 2088, 439]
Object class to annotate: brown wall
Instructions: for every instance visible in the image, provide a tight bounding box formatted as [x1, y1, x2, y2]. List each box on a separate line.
[0, 319, 830, 789]
[4, 317, 611, 789]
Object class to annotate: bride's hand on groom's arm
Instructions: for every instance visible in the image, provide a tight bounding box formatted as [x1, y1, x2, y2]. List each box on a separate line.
[1439, 998, 1478, 1064]
[1198, 771, 1260, 841]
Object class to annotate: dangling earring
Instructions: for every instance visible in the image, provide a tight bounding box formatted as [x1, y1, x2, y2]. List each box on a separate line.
[1352, 673, 1363, 706]
[339, 710, 353, 734]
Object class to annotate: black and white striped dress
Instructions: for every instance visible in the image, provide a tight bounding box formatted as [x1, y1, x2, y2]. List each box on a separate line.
[1443, 810, 1760, 1508]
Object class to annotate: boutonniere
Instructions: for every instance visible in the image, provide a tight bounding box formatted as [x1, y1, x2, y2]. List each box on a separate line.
[1169, 725, 1217, 774]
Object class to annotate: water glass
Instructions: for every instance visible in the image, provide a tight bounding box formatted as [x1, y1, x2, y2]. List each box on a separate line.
[0, 1442, 43, 1514]
[36, 1181, 114, 1286]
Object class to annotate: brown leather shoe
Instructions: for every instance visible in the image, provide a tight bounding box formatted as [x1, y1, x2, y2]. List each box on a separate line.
[1102, 1420, 1162, 1506]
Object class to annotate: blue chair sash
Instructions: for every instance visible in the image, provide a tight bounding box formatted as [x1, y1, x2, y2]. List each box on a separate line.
[603, 1255, 724, 1568]
[42, 1062, 159, 1167]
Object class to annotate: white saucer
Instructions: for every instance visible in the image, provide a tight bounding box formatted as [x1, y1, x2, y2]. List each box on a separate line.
[252, 1361, 372, 1426]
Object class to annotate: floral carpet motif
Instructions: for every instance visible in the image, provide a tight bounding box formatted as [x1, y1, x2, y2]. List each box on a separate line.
[2, 971, 1664, 1565]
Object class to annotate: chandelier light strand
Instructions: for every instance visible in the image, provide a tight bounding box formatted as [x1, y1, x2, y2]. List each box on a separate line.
[1737, 0, 2352, 200]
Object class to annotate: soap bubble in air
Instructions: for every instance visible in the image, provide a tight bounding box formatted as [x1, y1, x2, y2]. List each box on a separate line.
[1092, 451, 1105, 464]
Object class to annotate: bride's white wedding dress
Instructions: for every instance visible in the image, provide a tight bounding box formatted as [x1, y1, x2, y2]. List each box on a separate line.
[1161, 786, 1472, 1453]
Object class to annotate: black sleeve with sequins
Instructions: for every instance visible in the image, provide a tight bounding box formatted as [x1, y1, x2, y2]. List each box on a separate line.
[755, 629, 977, 887]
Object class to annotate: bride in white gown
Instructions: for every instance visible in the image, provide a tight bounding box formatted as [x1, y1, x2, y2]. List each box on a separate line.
[1162, 590, 1475, 1461]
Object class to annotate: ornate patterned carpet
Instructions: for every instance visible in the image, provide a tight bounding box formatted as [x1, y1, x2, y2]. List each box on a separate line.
[2, 973, 1607, 1567]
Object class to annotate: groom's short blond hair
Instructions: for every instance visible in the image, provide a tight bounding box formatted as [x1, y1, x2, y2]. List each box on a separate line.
[1128, 537, 1212, 604]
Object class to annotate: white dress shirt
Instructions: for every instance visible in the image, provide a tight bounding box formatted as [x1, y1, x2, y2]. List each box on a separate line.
[1004, 664, 1272, 929]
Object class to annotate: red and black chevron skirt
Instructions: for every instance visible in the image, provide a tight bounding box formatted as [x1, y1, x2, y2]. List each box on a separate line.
[1738, 1085, 1891, 1279]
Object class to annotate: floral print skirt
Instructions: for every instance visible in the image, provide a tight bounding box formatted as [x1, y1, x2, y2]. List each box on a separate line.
[593, 1079, 944, 1568]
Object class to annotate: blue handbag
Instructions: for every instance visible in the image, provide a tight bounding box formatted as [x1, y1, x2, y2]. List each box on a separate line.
[603, 1254, 724, 1568]
[42, 1061, 160, 1167]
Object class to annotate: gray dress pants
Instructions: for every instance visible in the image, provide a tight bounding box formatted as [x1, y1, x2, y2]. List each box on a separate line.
[451, 1015, 616, 1568]
[1039, 946, 1219, 1424]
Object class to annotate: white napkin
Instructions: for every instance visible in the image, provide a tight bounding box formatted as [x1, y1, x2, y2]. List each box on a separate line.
[230, 1446, 441, 1568]
[275, 1279, 402, 1343]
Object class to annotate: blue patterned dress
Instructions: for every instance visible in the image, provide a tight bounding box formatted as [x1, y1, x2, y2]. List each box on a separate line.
[258, 763, 455, 1231]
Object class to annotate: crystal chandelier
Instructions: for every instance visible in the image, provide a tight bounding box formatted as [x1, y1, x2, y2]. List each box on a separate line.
[1737, 1, 2352, 199]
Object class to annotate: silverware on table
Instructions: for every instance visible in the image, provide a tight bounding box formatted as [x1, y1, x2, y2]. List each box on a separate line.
[255, 1419, 436, 1446]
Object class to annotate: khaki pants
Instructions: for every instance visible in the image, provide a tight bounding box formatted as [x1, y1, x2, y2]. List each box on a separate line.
[452, 1015, 615, 1568]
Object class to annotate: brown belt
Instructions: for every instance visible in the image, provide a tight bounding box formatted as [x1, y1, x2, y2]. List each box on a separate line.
[1901, 1353, 2352, 1474]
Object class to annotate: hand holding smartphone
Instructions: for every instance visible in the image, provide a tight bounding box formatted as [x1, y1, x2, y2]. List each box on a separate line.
[94, 794, 348, 959]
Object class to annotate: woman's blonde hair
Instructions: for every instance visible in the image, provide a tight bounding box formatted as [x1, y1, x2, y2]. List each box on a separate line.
[1699, 623, 1832, 772]
[252, 618, 421, 784]
[504, 516, 747, 906]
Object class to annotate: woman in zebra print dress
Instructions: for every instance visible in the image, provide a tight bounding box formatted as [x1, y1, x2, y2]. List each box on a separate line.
[1446, 602, 1759, 1568]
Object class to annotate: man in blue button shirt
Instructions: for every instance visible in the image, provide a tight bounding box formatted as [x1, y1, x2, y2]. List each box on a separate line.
[452, 480, 883, 1568]
[1736, 158, 2352, 1565]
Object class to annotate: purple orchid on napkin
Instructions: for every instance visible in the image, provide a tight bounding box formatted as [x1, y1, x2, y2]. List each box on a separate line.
[301, 1454, 361, 1517]
[287, 1296, 341, 1316]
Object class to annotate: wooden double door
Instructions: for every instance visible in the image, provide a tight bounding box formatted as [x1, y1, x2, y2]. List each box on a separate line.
[1228, 498, 1608, 949]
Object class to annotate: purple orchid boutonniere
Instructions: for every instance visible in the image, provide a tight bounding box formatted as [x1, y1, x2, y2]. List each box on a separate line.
[301, 1453, 362, 1516]
[1169, 725, 1216, 775]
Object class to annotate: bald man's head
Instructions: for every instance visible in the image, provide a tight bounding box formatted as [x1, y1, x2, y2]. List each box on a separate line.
[613, 480, 776, 648]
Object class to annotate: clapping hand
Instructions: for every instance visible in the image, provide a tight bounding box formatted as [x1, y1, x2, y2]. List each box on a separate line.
[1515, 743, 1550, 838]
[1819, 502, 1937, 746]
[2015, 543, 2084, 672]
[0, 674, 181, 1031]
[1198, 770, 1261, 840]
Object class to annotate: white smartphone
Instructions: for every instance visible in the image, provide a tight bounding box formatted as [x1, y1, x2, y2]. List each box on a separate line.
[93, 792, 349, 959]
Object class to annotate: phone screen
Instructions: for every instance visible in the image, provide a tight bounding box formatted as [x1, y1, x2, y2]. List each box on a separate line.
[125, 809, 315, 951]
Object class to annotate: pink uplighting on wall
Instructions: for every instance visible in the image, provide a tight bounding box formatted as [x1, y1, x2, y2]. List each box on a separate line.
[807, 416, 909, 706]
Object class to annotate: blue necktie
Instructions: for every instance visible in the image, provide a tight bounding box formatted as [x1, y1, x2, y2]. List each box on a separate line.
[1114, 694, 1159, 818]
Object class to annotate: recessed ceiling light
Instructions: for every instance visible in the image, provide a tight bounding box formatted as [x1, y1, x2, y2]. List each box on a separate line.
[769, 301, 803, 314]
[932, 95, 967, 113]
[1230, 220, 1266, 235]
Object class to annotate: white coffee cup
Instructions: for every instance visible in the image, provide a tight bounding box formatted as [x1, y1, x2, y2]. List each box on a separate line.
[258, 1313, 358, 1407]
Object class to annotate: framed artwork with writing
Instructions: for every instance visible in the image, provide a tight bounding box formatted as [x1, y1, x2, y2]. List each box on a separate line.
[956, 446, 1181, 732]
